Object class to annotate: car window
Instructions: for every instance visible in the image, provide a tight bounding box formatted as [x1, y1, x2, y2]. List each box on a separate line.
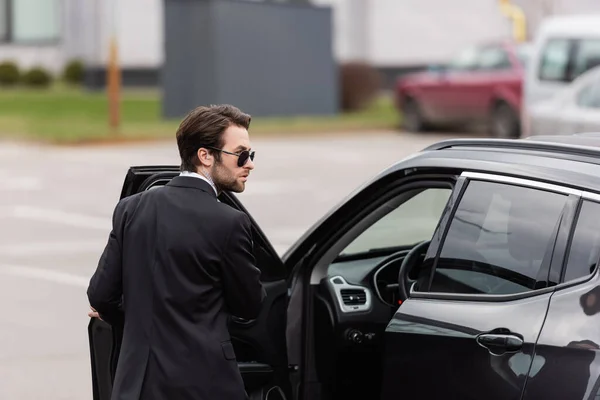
[539, 38, 572, 81]
[448, 47, 479, 71]
[571, 39, 600, 81]
[339, 188, 451, 256]
[428, 180, 568, 295]
[563, 200, 600, 283]
[478, 46, 512, 70]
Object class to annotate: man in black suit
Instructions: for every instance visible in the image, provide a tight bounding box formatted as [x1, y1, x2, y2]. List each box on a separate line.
[87, 104, 265, 400]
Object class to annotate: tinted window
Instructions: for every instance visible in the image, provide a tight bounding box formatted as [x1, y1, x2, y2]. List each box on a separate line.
[539, 38, 600, 82]
[571, 39, 600, 80]
[429, 181, 568, 295]
[339, 188, 451, 256]
[564, 200, 600, 282]
[539, 38, 571, 81]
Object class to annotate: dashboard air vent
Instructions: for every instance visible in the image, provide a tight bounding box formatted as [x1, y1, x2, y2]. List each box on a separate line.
[340, 289, 367, 305]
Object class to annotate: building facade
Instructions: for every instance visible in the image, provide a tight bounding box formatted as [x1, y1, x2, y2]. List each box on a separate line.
[1, 0, 599, 86]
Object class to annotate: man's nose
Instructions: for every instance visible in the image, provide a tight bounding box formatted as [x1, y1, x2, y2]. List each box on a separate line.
[245, 158, 255, 170]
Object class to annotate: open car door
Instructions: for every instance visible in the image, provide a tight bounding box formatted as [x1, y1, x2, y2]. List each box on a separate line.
[88, 166, 292, 400]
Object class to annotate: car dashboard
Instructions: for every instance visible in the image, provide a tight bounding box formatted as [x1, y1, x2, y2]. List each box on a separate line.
[312, 250, 410, 399]
[327, 255, 404, 316]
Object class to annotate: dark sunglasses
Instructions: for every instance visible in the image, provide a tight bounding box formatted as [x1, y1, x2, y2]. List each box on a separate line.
[205, 146, 255, 167]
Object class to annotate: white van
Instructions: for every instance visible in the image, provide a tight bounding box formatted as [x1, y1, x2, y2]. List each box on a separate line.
[523, 14, 600, 135]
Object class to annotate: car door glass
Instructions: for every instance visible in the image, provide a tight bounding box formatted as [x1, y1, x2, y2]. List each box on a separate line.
[429, 181, 568, 295]
[478, 46, 512, 70]
[563, 200, 600, 283]
[571, 39, 600, 81]
[448, 47, 479, 72]
[539, 38, 571, 81]
[339, 188, 451, 257]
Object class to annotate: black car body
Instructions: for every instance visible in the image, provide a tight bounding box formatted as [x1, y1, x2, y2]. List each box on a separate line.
[89, 134, 600, 400]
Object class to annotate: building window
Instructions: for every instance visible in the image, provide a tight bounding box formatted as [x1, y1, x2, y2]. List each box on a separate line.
[0, 0, 7, 41]
[1, 0, 60, 43]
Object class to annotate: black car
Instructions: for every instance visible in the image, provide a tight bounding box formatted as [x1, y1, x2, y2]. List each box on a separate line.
[89, 134, 600, 400]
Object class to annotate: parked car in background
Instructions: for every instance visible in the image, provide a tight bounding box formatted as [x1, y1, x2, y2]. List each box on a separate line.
[527, 65, 600, 137]
[395, 40, 530, 138]
[523, 14, 600, 136]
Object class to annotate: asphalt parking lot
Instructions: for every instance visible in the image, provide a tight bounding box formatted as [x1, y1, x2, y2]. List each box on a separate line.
[0, 130, 463, 399]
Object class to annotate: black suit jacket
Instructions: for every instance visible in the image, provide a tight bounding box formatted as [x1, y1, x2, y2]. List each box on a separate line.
[87, 176, 265, 400]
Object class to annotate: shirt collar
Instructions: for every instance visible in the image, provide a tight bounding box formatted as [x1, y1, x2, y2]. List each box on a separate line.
[179, 171, 218, 196]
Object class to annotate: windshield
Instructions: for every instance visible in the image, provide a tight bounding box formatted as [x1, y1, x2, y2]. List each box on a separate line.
[338, 188, 451, 258]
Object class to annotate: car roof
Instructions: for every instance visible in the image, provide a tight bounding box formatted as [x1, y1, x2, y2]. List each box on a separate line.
[379, 133, 600, 195]
[538, 14, 600, 36]
[524, 132, 600, 147]
[426, 132, 600, 157]
[469, 39, 525, 50]
[284, 133, 600, 262]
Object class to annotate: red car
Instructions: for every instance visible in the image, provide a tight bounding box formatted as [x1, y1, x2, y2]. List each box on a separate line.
[395, 41, 530, 138]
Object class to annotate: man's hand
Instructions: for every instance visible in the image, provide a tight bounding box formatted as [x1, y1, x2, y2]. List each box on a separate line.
[88, 306, 102, 320]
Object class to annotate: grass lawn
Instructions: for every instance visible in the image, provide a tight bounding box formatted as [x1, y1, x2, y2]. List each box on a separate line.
[0, 86, 400, 145]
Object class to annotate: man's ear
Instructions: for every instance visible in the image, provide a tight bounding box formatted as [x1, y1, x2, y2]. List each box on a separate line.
[197, 148, 213, 167]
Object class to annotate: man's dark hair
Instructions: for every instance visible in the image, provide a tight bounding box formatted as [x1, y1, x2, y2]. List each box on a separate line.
[176, 104, 251, 172]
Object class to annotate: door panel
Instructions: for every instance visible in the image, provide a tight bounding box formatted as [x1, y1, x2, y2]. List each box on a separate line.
[428, 45, 479, 121]
[413, 75, 454, 121]
[434, 45, 516, 122]
[88, 167, 290, 400]
[381, 173, 576, 400]
[380, 294, 552, 400]
[523, 199, 600, 399]
[438, 71, 482, 119]
[230, 280, 290, 393]
[88, 319, 122, 400]
[522, 282, 600, 400]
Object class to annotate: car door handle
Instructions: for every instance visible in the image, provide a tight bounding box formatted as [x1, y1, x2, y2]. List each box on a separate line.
[476, 333, 523, 355]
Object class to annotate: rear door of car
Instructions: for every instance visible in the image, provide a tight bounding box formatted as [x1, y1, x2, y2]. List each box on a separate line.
[380, 171, 578, 400]
[423, 46, 479, 121]
[88, 166, 292, 400]
[448, 44, 517, 121]
[522, 194, 600, 399]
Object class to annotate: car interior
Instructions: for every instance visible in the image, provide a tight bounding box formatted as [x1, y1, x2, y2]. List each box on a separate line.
[301, 185, 454, 400]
